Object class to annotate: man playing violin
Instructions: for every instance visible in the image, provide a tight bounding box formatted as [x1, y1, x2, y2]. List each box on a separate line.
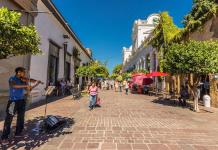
[1, 67, 43, 144]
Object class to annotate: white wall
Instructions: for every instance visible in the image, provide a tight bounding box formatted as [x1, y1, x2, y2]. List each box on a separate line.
[29, 1, 76, 102]
[123, 46, 132, 64]
[123, 14, 160, 72]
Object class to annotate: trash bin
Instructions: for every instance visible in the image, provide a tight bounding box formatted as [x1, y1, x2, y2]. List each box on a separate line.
[203, 95, 211, 108]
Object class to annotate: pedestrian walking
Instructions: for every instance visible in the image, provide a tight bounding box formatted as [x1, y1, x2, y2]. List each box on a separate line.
[1, 67, 42, 144]
[110, 79, 114, 90]
[60, 80, 66, 96]
[179, 85, 188, 107]
[88, 82, 98, 110]
[118, 81, 123, 92]
[123, 80, 129, 95]
[114, 80, 119, 92]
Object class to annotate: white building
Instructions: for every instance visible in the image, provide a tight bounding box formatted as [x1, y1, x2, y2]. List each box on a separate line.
[123, 14, 159, 72]
[30, 0, 92, 102]
[0, 0, 92, 104]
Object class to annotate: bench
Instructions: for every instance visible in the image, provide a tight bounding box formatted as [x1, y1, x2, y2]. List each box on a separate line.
[71, 87, 81, 100]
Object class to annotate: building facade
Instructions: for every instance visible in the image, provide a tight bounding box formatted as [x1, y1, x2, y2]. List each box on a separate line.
[0, 0, 92, 104]
[122, 14, 160, 73]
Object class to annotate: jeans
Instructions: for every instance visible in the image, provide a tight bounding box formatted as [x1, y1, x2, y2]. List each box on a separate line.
[125, 88, 129, 95]
[119, 86, 122, 92]
[89, 95, 97, 108]
[1, 99, 26, 140]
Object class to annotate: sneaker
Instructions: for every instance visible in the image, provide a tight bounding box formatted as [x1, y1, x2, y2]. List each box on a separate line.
[14, 133, 24, 138]
[89, 106, 93, 111]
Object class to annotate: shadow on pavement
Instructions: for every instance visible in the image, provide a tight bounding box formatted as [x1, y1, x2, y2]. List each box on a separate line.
[0, 116, 74, 150]
[0, 94, 77, 121]
[152, 97, 192, 109]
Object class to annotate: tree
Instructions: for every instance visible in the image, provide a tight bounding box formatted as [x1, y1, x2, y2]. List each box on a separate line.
[131, 69, 148, 74]
[163, 40, 218, 112]
[112, 64, 123, 74]
[122, 72, 131, 80]
[109, 73, 118, 79]
[76, 61, 109, 79]
[148, 12, 181, 72]
[149, 12, 181, 49]
[0, 8, 41, 59]
[183, 0, 217, 33]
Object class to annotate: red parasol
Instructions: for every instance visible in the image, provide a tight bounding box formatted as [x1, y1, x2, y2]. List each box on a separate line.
[146, 72, 169, 77]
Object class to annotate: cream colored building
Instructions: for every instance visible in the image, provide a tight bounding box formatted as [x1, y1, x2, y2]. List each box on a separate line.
[122, 14, 160, 72]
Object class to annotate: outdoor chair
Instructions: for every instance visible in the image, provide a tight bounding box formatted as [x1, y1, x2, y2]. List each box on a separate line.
[71, 86, 81, 100]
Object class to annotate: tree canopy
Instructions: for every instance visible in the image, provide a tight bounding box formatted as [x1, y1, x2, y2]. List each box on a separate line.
[163, 40, 218, 112]
[148, 12, 181, 49]
[76, 61, 109, 79]
[112, 64, 123, 74]
[183, 0, 218, 33]
[0, 7, 41, 59]
[163, 40, 218, 75]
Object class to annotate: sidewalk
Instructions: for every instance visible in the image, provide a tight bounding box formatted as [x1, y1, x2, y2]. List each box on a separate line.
[1, 90, 218, 150]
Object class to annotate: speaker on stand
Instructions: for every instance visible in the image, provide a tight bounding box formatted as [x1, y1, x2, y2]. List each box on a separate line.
[40, 86, 67, 133]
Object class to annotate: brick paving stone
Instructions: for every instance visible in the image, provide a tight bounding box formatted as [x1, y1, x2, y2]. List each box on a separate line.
[59, 142, 74, 149]
[193, 145, 218, 150]
[87, 143, 99, 149]
[101, 143, 117, 150]
[179, 144, 195, 150]
[132, 144, 149, 150]
[73, 143, 87, 149]
[2, 90, 218, 150]
[167, 144, 182, 150]
[117, 144, 132, 150]
[147, 144, 169, 150]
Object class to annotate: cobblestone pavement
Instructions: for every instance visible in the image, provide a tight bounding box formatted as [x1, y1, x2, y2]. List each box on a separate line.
[1, 90, 218, 150]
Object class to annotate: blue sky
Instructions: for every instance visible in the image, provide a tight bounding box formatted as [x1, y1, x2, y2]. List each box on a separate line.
[52, 0, 193, 73]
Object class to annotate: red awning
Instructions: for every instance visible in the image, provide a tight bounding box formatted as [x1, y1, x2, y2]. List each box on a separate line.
[146, 72, 169, 77]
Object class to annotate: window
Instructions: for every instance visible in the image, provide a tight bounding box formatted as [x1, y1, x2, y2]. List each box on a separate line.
[48, 42, 59, 86]
[65, 53, 71, 80]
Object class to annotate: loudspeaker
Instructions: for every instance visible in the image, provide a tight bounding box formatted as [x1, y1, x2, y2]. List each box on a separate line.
[43, 116, 66, 132]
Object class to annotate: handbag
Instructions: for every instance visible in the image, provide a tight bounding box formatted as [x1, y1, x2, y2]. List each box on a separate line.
[96, 97, 101, 105]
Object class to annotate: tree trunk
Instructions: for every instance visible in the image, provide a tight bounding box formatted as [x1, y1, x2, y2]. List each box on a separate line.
[188, 74, 201, 112]
[192, 87, 200, 112]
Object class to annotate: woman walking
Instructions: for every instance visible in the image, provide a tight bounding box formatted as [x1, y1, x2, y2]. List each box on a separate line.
[114, 80, 119, 92]
[88, 82, 98, 110]
[123, 80, 129, 95]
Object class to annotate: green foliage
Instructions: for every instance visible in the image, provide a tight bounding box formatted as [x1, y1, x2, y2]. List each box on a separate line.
[183, 0, 218, 33]
[109, 73, 118, 79]
[147, 12, 181, 73]
[76, 66, 91, 77]
[116, 75, 123, 82]
[112, 64, 123, 74]
[131, 69, 149, 74]
[122, 72, 131, 80]
[163, 40, 218, 75]
[76, 61, 109, 78]
[0, 7, 41, 59]
[149, 12, 181, 49]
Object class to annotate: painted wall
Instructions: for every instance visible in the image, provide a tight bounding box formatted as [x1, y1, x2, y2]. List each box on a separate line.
[29, 1, 76, 102]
